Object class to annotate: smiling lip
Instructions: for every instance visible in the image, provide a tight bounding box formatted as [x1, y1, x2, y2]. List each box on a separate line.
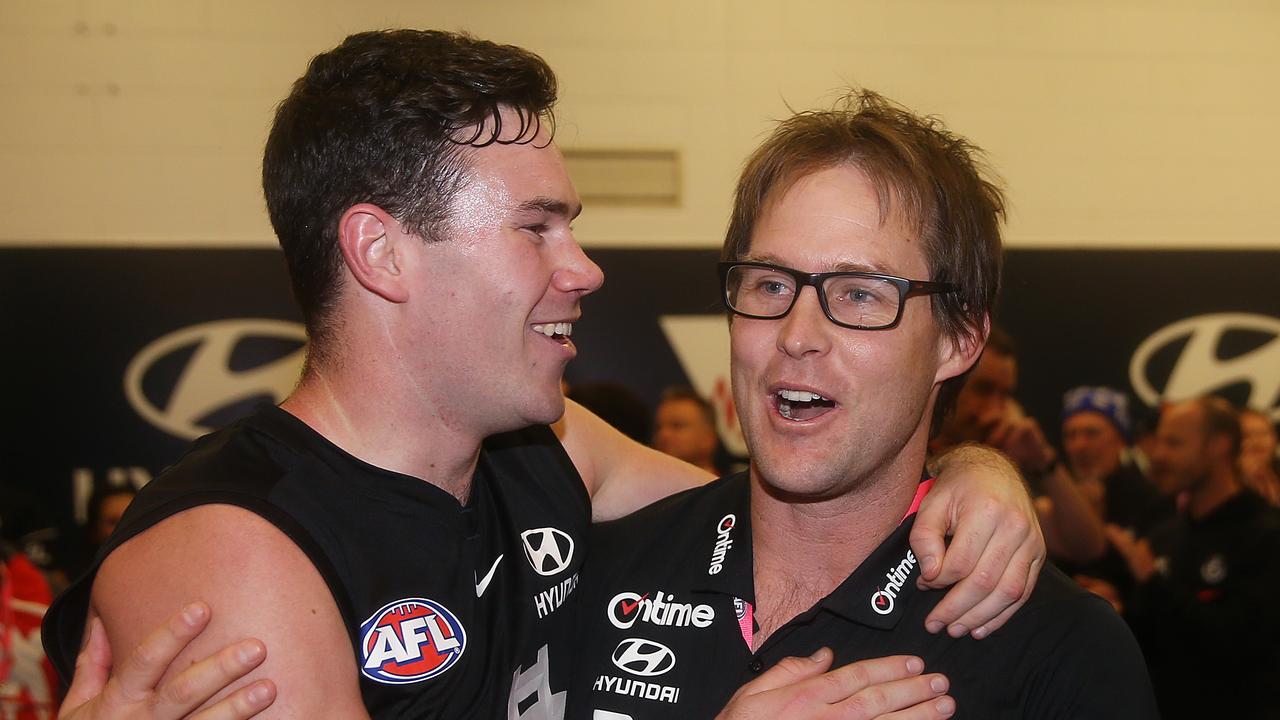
[531, 320, 577, 352]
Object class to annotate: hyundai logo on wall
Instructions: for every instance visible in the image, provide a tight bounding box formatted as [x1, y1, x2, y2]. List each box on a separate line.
[124, 319, 307, 440]
[1130, 313, 1280, 421]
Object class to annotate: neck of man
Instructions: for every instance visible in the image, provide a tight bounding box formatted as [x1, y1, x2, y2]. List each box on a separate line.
[282, 355, 485, 504]
[1187, 463, 1242, 520]
[748, 436, 927, 648]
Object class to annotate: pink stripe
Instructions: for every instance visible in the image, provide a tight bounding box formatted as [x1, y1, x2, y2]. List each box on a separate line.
[904, 478, 935, 520]
[737, 598, 754, 649]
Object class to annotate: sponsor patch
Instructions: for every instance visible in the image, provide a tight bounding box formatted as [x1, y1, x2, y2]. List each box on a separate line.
[608, 590, 714, 629]
[611, 638, 676, 677]
[522, 527, 575, 576]
[360, 598, 466, 684]
[708, 514, 736, 575]
[870, 549, 917, 616]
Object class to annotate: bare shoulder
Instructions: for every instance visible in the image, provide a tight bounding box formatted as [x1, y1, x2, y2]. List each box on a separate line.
[92, 504, 368, 718]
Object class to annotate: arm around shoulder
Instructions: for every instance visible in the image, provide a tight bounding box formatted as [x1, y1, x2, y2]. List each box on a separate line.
[90, 504, 370, 719]
[556, 398, 714, 521]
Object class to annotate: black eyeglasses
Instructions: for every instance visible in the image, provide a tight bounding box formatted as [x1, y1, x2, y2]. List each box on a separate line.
[718, 261, 959, 330]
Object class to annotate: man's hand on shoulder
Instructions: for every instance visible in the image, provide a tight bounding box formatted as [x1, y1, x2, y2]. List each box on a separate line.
[60, 603, 275, 720]
[716, 649, 954, 720]
[912, 444, 1044, 639]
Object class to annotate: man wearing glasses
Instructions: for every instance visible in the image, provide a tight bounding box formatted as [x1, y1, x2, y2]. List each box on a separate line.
[571, 91, 1157, 718]
[48, 33, 1049, 719]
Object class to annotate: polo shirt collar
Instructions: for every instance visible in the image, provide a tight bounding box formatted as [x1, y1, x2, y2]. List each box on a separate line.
[687, 472, 756, 604]
[814, 478, 933, 629]
[817, 513, 921, 629]
[683, 473, 934, 626]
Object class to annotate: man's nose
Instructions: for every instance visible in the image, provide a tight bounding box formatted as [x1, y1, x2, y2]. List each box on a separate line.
[554, 240, 604, 295]
[776, 286, 832, 359]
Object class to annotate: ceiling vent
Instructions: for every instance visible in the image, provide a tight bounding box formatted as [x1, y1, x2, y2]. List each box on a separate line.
[562, 149, 680, 207]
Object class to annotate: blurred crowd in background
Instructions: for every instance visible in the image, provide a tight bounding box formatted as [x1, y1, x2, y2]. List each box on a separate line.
[3, 325, 1278, 717]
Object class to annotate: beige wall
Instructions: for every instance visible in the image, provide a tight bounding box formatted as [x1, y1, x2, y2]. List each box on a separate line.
[1, 0, 1276, 249]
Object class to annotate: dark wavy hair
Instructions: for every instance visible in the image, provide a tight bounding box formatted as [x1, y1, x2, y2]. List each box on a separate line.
[722, 90, 1005, 423]
[263, 29, 558, 354]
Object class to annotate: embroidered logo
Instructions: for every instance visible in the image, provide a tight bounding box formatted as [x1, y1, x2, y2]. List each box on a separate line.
[521, 527, 575, 576]
[359, 598, 466, 684]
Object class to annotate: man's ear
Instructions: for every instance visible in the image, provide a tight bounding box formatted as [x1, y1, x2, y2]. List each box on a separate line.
[935, 313, 989, 384]
[337, 203, 410, 303]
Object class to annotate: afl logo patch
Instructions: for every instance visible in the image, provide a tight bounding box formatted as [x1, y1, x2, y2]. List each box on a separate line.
[359, 598, 466, 685]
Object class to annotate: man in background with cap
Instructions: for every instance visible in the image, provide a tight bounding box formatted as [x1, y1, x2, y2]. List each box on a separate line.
[1060, 387, 1167, 536]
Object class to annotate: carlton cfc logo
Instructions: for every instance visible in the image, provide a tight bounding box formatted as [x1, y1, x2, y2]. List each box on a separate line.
[359, 598, 467, 685]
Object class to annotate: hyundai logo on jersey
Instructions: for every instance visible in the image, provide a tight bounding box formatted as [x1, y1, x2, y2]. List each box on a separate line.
[359, 598, 467, 684]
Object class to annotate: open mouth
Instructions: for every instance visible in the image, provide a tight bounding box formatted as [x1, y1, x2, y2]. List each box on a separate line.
[774, 389, 837, 422]
[532, 321, 574, 345]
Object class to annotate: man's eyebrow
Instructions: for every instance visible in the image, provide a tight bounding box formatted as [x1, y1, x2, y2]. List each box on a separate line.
[742, 254, 893, 275]
[515, 197, 582, 221]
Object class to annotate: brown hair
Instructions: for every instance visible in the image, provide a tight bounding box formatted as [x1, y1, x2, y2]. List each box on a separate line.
[263, 29, 558, 357]
[722, 90, 1005, 420]
[723, 90, 1003, 345]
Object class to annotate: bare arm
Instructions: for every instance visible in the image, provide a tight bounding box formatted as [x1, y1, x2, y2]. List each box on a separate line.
[556, 398, 713, 521]
[913, 444, 1046, 639]
[1037, 464, 1107, 564]
[89, 505, 369, 719]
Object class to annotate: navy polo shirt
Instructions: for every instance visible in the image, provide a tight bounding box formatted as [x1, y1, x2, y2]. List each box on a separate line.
[570, 472, 1158, 719]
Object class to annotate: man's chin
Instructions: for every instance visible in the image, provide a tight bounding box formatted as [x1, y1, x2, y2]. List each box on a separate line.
[529, 392, 568, 427]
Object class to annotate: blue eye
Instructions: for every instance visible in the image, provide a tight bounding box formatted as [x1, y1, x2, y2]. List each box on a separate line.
[829, 278, 887, 306]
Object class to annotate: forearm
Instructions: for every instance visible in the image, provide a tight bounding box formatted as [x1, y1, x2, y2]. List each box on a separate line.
[557, 398, 714, 521]
[1038, 466, 1106, 563]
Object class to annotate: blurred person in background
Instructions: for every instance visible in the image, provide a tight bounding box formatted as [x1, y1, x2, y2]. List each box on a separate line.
[1060, 387, 1167, 535]
[1239, 407, 1280, 506]
[84, 487, 137, 552]
[1, 526, 59, 718]
[651, 385, 722, 475]
[1099, 396, 1280, 719]
[931, 330, 1106, 565]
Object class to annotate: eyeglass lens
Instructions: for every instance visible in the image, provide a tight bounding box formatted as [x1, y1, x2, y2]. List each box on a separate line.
[725, 265, 902, 329]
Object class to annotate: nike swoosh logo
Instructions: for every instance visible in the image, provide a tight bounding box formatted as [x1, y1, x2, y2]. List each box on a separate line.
[475, 555, 504, 597]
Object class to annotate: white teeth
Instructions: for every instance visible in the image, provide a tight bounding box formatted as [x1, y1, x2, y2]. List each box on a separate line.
[779, 401, 794, 420]
[532, 322, 573, 338]
[778, 389, 826, 402]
